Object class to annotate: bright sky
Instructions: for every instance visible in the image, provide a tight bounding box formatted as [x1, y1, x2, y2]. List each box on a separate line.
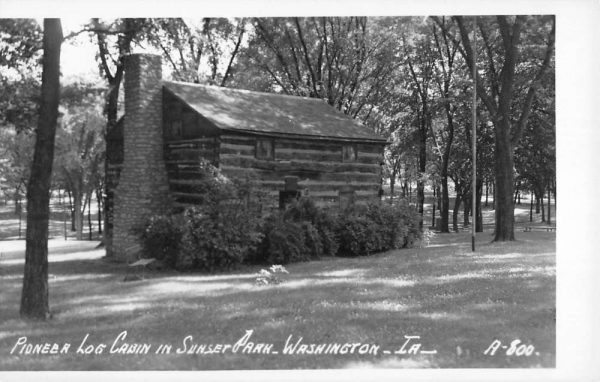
[58, 18, 209, 82]
[61, 19, 101, 80]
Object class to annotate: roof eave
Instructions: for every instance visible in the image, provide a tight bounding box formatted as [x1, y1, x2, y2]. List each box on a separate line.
[219, 127, 388, 144]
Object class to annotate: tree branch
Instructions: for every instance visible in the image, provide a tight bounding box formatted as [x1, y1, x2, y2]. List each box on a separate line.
[221, 19, 246, 87]
[511, 16, 555, 146]
[294, 17, 319, 97]
[453, 16, 499, 117]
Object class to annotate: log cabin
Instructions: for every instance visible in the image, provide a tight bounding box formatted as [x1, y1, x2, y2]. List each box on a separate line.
[110, 54, 386, 260]
[162, 80, 387, 209]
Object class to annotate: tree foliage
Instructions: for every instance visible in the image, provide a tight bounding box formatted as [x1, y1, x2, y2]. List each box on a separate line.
[54, 82, 106, 240]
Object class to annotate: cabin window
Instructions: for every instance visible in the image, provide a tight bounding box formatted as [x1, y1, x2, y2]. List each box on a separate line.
[342, 144, 357, 162]
[256, 138, 275, 160]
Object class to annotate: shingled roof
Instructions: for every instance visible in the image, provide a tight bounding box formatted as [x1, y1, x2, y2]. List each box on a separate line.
[163, 80, 386, 143]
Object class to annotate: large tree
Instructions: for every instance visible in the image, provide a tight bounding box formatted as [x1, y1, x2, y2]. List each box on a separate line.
[430, 17, 463, 233]
[399, 19, 437, 224]
[20, 18, 63, 319]
[433, 15, 555, 241]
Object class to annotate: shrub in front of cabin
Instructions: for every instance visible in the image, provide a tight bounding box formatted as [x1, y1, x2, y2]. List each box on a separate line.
[365, 202, 408, 251]
[392, 200, 423, 248]
[334, 201, 422, 256]
[260, 215, 309, 264]
[313, 209, 340, 257]
[137, 159, 264, 272]
[137, 214, 185, 268]
[335, 213, 382, 257]
[283, 198, 339, 257]
[301, 221, 324, 259]
[177, 204, 263, 272]
[283, 197, 320, 223]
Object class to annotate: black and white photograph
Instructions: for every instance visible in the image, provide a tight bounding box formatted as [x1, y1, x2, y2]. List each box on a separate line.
[0, 0, 598, 380]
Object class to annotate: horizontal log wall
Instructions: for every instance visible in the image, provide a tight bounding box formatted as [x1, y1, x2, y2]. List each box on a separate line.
[162, 94, 384, 207]
[218, 133, 384, 208]
[164, 137, 220, 205]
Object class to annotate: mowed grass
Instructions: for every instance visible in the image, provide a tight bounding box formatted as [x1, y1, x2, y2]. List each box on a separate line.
[0, 229, 555, 370]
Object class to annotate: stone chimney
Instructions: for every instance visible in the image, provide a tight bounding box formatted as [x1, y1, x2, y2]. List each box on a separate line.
[112, 54, 171, 262]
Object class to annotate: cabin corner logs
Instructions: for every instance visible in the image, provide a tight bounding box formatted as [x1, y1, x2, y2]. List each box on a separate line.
[110, 53, 386, 261]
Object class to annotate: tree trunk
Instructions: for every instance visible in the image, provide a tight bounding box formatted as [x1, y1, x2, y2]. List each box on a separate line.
[66, 188, 75, 231]
[73, 191, 83, 240]
[96, 187, 103, 235]
[417, 114, 427, 228]
[463, 193, 470, 227]
[541, 191, 545, 222]
[87, 194, 93, 240]
[431, 186, 436, 228]
[493, 118, 515, 241]
[476, 178, 483, 232]
[535, 193, 540, 213]
[20, 19, 62, 320]
[553, 180, 556, 212]
[484, 180, 489, 207]
[389, 172, 396, 204]
[529, 193, 533, 222]
[440, 174, 450, 233]
[13, 188, 21, 215]
[491, 181, 495, 210]
[453, 193, 461, 232]
[98, 18, 137, 258]
[547, 186, 551, 225]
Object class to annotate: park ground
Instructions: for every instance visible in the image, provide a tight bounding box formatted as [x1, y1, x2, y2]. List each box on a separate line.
[0, 199, 555, 370]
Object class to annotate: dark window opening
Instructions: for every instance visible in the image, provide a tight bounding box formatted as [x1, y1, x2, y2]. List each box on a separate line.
[256, 138, 275, 160]
[342, 144, 357, 162]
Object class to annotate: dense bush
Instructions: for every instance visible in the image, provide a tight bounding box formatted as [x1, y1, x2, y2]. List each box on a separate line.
[335, 213, 381, 256]
[261, 216, 309, 264]
[137, 182, 422, 270]
[177, 204, 263, 272]
[137, 214, 185, 268]
[313, 209, 340, 257]
[283, 198, 339, 257]
[335, 201, 422, 256]
[137, 160, 264, 272]
[301, 221, 324, 259]
[365, 203, 407, 251]
[391, 200, 423, 248]
[283, 197, 321, 223]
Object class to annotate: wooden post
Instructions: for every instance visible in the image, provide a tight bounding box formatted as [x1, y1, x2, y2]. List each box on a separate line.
[471, 16, 477, 252]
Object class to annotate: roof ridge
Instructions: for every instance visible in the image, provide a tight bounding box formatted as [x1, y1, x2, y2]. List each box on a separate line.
[162, 79, 325, 104]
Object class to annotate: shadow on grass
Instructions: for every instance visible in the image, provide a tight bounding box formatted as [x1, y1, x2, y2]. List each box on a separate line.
[0, 230, 555, 370]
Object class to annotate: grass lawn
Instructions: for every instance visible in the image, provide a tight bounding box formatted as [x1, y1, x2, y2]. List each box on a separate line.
[0, 226, 555, 370]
